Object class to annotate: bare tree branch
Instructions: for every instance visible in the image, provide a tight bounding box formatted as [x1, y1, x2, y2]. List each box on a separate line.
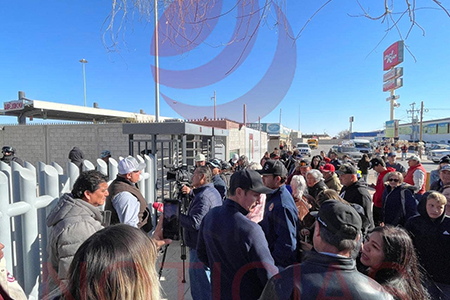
[103, 0, 450, 59]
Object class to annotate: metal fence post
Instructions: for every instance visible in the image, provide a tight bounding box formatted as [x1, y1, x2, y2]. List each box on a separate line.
[0, 172, 31, 277]
[145, 154, 157, 228]
[67, 162, 79, 190]
[96, 158, 107, 176]
[108, 158, 118, 181]
[82, 159, 95, 171]
[38, 165, 60, 278]
[136, 155, 147, 199]
[18, 167, 40, 298]
[0, 161, 12, 202]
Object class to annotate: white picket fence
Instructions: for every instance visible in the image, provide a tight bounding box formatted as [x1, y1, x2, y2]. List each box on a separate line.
[0, 155, 156, 300]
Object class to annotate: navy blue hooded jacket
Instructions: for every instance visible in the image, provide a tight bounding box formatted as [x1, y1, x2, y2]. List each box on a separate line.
[259, 184, 300, 268]
[197, 199, 277, 300]
[180, 183, 222, 248]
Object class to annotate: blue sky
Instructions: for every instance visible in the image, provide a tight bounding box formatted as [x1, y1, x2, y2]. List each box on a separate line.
[1, 0, 449, 137]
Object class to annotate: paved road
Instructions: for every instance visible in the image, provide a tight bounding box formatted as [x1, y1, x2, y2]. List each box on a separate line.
[314, 144, 438, 174]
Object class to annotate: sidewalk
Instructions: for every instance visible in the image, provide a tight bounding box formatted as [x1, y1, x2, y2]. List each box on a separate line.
[158, 240, 193, 300]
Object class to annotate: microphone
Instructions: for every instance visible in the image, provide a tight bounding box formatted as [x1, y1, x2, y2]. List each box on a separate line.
[152, 202, 164, 213]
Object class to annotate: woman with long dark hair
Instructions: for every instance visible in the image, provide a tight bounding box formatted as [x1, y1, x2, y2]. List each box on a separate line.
[65, 224, 161, 300]
[360, 226, 429, 300]
[310, 155, 323, 170]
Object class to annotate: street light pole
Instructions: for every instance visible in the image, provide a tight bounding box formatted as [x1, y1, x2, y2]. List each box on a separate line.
[79, 59, 88, 107]
[211, 91, 216, 120]
[154, 0, 160, 122]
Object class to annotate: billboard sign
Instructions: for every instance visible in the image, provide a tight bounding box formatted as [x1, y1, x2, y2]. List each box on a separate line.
[383, 41, 404, 71]
[383, 67, 403, 82]
[3, 100, 24, 111]
[385, 120, 399, 138]
[383, 78, 403, 92]
[267, 123, 281, 135]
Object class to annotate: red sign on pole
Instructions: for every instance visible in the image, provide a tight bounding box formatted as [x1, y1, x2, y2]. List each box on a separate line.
[383, 67, 403, 82]
[3, 100, 24, 111]
[383, 41, 404, 71]
[383, 78, 403, 92]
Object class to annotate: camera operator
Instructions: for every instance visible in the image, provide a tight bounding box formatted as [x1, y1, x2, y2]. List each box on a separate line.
[179, 166, 222, 300]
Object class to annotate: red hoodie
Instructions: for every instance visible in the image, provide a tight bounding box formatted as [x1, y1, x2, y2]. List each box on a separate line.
[373, 167, 396, 208]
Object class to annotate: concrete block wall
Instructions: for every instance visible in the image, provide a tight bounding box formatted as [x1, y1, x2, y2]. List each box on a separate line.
[0, 122, 267, 169]
[0, 123, 129, 169]
[0, 125, 46, 166]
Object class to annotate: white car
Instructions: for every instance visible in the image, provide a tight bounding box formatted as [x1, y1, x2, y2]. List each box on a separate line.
[427, 147, 450, 163]
[425, 141, 439, 149]
[296, 143, 311, 157]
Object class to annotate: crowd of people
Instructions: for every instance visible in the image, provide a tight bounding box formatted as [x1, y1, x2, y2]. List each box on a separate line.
[1, 144, 450, 300]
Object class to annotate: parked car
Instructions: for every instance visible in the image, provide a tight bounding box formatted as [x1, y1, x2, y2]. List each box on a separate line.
[426, 144, 448, 155]
[296, 143, 311, 157]
[427, 146, 450, 163]
[335, 146, 362, 162]
[425, 141, 439, 149]
[328, 145, 339, 157]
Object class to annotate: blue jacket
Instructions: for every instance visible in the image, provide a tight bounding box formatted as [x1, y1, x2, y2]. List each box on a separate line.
[180, 183, 222, 248]
[212, 174, 227, 200]
[197, 199, 277, 300]
[259, 185, 300, 268]
[382, 184, 418, 226]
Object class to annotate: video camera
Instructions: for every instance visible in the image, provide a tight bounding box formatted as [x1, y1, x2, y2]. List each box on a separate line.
[166, 164, 192, 185]
[161, 164, 192, 282]
[165, 164, 192, 208]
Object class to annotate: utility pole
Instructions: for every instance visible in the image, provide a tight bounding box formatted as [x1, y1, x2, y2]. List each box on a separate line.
[418, 101, 430, 159]
[419, 101, 424, 144]
[349, 116, 354, 140]
[407, 102, 420, 142]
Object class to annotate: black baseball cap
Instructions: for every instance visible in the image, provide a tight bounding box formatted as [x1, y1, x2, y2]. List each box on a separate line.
[335, 163, 357, 175]
[315, 200, 362, 239]
[258, 160, 288, 176]
[230, 169, 274, 194]
[207, 158, 221, 169]
[439, 155, 450, 165]
[370, 157, 385, 169]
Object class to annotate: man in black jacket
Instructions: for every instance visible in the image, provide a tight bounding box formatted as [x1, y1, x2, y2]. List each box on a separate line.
[1, 146, 23, 166]
[430, 164, 450, 192]
[259, 200, 393, 300]
[338, 164, 374, 231]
